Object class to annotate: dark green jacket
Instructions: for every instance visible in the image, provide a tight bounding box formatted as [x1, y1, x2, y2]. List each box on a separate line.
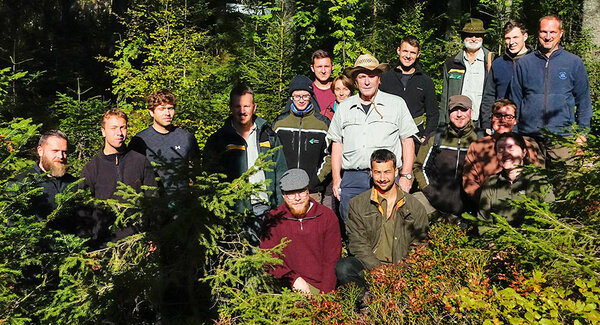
[203, 116, 287, 211]
[346, 188, 428, 270]
[478, 172, 554, 234]
[439, 47, 493, 128]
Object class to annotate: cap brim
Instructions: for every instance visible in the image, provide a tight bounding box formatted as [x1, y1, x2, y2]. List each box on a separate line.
[344, 63, 389, 78]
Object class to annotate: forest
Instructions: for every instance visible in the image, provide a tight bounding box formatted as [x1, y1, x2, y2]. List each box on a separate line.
[0, 0, 599, 323]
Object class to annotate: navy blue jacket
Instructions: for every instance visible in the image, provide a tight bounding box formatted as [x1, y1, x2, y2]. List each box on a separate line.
[480, 49, 531, 130]
[509, 47, 592, 137]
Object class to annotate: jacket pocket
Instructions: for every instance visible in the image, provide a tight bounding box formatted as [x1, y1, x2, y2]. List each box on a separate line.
[546, 94, 574, 133]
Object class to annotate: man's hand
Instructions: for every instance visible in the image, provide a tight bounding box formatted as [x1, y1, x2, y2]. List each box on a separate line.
[398, 177, 412, 193]
[485, 128, 492, 136]
[332, 177, 342, 200]
[331, 142, 343, 200]
[292, 277, 312, 294]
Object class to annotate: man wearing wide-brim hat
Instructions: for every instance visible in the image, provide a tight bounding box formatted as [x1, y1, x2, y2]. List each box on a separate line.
[439, 18, 494, 137]
[327, 53, 418, 222]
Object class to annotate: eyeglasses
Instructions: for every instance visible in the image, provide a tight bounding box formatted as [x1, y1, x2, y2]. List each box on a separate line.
[291, 95, 311, 101]
[492, 113, 516, 121]
[284, 190, 308, 199]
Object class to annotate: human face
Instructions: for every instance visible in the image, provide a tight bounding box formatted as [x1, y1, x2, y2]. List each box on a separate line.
[101, 116, 127, 152]
[37, 136, 68, 177]
[230, 93, 257, 127]
[496, 137, 526, 170]
[538, 18, 563, 54]
[291, 90, 311, 111]
[355, 71, 381, 101]
[463, 34, 483, 51]
[310, 57, 333, 84]
[449, 106, 472, 129]
[333, 79, 351, 103]
[491, 105, 517, 134]
[397, 42, 420, 69]
[150, 102, 175, 131]
[505, 27, 528, 55]
[283, 188, 310, 217]
[371, 160, 398, 193]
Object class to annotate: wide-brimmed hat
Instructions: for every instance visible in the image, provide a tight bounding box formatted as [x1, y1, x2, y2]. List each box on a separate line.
[344, 54, 389, 77]
[461, 18, 486, 34]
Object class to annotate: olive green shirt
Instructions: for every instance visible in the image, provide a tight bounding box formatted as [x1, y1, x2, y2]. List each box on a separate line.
[373, 188, 404, 264]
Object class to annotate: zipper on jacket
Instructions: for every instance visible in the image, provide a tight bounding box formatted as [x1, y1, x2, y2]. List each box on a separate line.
[543, 59, 549, 125]
[115, 155, 122, 182]
[455, 138, 461, 177]
[296, 116, 303, 168]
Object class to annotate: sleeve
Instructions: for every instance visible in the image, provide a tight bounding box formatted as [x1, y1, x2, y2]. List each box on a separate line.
[462, 142, 483, 197]
[413, 136, 433, 190]
[202, 134, 221, 173]
[439, 62, 450, 127]
[573, 59, 592, 132]
[477, 179, 495, 235]
[327, 104, 343, 143]
[320, 209, 342, 292]
[142, 158, 158, 196]
[406, 195, 429, 246]
[346, 199, 381, 270]
[317, 138, 331, 183]
[423, 77, 440, 138]
[260, 221, 300, 284]
[128, 135, 146, 155]
[480, 66, 497, 130]
[397, 98, 419, 139]
[79, 162, 94, 193]
[509, 61, 524, 133]
[271, 135, 287, 207]
[188, 133, 201, 161]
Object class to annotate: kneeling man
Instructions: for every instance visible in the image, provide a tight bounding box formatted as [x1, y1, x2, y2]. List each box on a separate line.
[336, 149, 428, 289]
[261, 168, 341, 294]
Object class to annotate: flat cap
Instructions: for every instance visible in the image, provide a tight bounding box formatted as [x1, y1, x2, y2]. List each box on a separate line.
[280, 168, 310, 192]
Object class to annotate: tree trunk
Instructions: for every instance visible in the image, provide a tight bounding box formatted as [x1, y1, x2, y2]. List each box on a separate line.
[583, 0, 600, 49]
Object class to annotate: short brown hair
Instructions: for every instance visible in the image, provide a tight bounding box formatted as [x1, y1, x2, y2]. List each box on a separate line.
[229, 83, 255, 107]
[504, 19, 527, 35]
[147, 88, 177, 111]
[539, 15, 562, 30]
[491, 98, 516, 116]
[38, 130, 68, 147]
[330, 74, 355, 93]
[400, 35, 420, 51]
[311, 49, 331, 64]
[102, 108, 128, 127]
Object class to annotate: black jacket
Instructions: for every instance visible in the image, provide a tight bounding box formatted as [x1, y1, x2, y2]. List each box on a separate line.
[380, 64, 439, 138]
[79, 148, 157, 248]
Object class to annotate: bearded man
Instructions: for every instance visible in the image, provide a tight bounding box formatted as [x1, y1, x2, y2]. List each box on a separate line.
[13, 130, 77, 226]
[260, 168, 341, 294]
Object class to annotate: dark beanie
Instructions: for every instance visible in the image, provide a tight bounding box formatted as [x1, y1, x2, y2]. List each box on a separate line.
[288, 75, 314, 96]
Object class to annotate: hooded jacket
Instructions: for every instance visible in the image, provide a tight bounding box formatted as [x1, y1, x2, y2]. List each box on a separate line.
[380, 64, 439, 138]
[260, 198, 341, 293]
[414, 122, 478, 215]
[203, 116, 286, 210]
[272, 99, 331, 193]
[480, 48, 532, 130]
[509, 47, 592, 137]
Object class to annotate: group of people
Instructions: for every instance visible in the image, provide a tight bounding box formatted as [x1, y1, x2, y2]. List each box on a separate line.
[19, 15, 591, 296]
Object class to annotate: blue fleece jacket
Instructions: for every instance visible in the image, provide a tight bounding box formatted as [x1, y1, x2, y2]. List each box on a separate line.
[509, 47, 592, 137]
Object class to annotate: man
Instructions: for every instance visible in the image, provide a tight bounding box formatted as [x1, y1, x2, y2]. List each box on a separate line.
[335, 149, 427, 289]
[510, 15, 592, 161]
[380, 35, 439, 145]
[130, 89, 199, 196]
[328, 54, 418, 220]
[13, 130, 76, 225]
[440, 18, 494, 132]
[413, 95, 478, 217]
[272, 76, 331, 201]
[310, 50, 335, 112]
[480, 20, 531, 135]
[261, 169, 341, 294]
[463, 99, 543, 201]
[204, 84, 287, 242]
[80, 109, 157, 248]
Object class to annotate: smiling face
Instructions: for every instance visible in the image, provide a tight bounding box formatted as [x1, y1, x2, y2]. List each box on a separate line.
[371, 159, 397, 193]
[150, 102, 175, 132]
[496, 137, 526, 170]
[101, 116, 127, 153]
[505, 27, 528, 55]
[230, 93, 257, 128]
[449, 106, 473, 129]
[492, 105, 517, 134]
[355, 71, 381, 101]
[464, 34, 483, 51]
[311, 57, 333, 84]
[291, 90, 311, 111]
[333, 79, 351, 103]
[37, 136, 68, 177]
[283, 188, 310, 218]
[538, 18, 563, 54]
[397, 41, 420, 69]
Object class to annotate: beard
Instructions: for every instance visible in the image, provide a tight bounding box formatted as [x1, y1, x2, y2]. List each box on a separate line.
[41, 156, 67, 177]
[464, 39, 483, 51]
[288, 199, 310, 218]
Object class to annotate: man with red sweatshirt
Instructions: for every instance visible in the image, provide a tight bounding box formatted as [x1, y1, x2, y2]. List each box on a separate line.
[260, 168, 342, 294]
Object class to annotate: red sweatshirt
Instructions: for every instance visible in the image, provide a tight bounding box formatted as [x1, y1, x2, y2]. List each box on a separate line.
[260, 198, 342, 293]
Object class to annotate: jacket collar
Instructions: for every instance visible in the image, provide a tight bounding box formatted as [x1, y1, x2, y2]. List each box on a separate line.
[272, 197, 322, 221]
[503, 47, 532, 61]
[534, 45, 563, 60]
[392, 63, 424, 75]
